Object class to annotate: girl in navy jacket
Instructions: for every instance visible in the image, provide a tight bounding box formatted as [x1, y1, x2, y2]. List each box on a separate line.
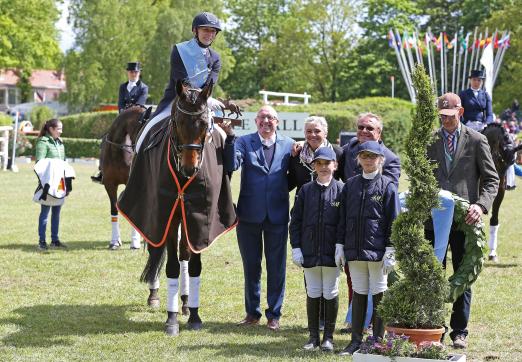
[290, 147, 344, 352]
[336, 141, 400, 355]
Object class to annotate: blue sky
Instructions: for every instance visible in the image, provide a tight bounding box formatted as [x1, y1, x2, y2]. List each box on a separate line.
[56, 0, 74, 52]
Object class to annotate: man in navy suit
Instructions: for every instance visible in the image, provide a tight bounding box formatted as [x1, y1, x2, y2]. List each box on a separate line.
[458, 69, 493, 132]
[223, 105, 295, 331]
[118, 62, 149, 113]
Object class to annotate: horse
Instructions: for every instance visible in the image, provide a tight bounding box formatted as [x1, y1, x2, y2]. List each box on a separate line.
[117, 80, 237, 336]
[100, 106, 146, 250]
[481, 123, 522, 262]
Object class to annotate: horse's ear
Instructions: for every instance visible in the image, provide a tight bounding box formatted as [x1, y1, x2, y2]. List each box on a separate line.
[200, 79, 214, 100]
[176, 80, 184, 99]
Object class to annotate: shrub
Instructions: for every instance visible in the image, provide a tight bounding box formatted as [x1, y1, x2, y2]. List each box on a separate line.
[60, 111, 118, 139]
[378, 65, 448, 329]
[0, 113, 12, 126]
[30, 106, 56, 130]
[21, 136, 101, 159]
[246, 97, 414, 154]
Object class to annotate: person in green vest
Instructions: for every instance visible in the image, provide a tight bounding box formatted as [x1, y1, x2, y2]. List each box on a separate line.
[35, 119, 67, 250]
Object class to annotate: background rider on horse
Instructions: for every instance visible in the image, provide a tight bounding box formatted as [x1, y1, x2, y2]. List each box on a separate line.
[458, 69, 493, 132]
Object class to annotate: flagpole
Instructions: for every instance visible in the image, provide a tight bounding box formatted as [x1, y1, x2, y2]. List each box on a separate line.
[444, 32, 448, 94]
[451, 32, 457, 93]
[440, 32, 444, 95]
[391, 29, 414, 102]
[493, 32, 510, 87]
[430, 29, 438, 93]
[426, 33, 435, 91]
[397, 29, 416, 101]
[461, 30, 473, 91]
[468, 28, 478, 88]
[492, 30, 505, 79]
[474, 31, 484, 70]
[413, 30, 422, 65]
[405, 31, 417, 79]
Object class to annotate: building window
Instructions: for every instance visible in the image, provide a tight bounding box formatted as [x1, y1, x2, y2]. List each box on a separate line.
[0, 88, 6, 106]
[8, 88, 19, 105]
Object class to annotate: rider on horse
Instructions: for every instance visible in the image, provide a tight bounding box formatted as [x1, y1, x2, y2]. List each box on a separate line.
[458, 69, 493, 132]
[91, 62, 149, 183]
[135, 11, 233, 153]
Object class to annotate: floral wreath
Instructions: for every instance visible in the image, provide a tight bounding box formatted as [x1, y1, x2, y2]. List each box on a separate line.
[446, 194, 487, 303]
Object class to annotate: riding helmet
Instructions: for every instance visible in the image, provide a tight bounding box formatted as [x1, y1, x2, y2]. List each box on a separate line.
[192, 12, 222, 32]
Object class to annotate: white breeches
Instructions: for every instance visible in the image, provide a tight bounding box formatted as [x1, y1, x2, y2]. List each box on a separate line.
[348, 260, 387, 295]
[304, 266, 340, 300]
[135, 101, 173, 153]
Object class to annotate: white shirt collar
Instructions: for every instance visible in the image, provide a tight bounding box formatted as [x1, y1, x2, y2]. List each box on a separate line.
[362, 170, 379, 179]
[127, 80, 137, 92]
[258, 133, 276, 147]
[316, 178, 332, 187]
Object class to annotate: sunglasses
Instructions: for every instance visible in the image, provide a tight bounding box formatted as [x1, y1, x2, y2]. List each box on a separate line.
[359, 152, 379, 159]
[358, 125, 375, 131]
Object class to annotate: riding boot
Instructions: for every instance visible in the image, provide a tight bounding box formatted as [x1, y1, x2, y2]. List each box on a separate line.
[303, 296, 321, 350]
[372, 292, 385, 340]
[340, 292, 367, 355]
[147, 288, 160, 309]
[319, 296, 325, 331]
[321, 296, 338, 352]
[187, 307, 203, 330]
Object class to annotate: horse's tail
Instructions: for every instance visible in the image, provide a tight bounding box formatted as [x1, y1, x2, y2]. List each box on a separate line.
[140, 243, 166, 284]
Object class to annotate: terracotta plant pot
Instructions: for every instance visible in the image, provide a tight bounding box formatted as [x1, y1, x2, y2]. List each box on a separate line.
[385, 326, 446, 346]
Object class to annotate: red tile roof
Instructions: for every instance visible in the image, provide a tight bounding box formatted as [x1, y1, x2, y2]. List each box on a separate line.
[0, 69, 66, 90]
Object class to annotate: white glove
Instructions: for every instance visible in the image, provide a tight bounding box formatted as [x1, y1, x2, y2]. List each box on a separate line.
[291, 248, 304, 267]
[207, 97, 225, 113]
[382, 247, 396, 275]
[335, 244, 345, 268]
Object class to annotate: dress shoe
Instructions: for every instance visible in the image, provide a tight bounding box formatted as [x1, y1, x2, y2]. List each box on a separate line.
[339, 341, 361, 356]
[237, 315, 260, 326]
[267, 318, 280, 331]
[91, 172, 103, 184]
[452, 334, 468, 349]
[50, 240, 67, 248]
[303, 337, 320, 350]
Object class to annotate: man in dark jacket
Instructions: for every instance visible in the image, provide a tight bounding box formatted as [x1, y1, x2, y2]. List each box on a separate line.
[118, 62, 149, 113]
[341, 113, 400, 185]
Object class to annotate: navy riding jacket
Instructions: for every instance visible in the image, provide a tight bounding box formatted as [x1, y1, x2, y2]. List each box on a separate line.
[341, 138, 400, 185]
[337, 174, 400, 262]
[459, 88, 493, 124]
[118, 80, 148, 112]
[290, 179, 344, 268]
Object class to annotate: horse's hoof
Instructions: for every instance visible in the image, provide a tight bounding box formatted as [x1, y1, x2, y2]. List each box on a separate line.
[181, 305, 189, 316]
[108, 242, 121, 250]
[187, 321, 203, 331]
[147, 298, 160, 309]
[165, 322, 179, 336]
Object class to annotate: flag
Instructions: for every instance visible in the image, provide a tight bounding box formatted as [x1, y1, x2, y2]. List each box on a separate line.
[480, 42, 494, 97]
[388, 30, 395, 48]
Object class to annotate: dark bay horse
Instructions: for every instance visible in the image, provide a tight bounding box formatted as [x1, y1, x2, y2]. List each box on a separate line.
[482, 123, 522, 261]
[101, 106, 145, 250]
[117, 80, 237, 336]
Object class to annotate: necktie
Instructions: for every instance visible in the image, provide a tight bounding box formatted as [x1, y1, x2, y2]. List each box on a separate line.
[447, 133, 455, 155]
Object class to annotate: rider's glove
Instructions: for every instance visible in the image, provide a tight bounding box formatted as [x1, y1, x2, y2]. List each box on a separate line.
[382, 247, 396, 275]
[291, 248, 304, 267]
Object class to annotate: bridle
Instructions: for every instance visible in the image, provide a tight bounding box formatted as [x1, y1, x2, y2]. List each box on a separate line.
[170, 95, 209, 178]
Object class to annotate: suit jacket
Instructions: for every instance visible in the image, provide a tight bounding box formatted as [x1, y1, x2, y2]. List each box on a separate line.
[118, 80, 148, 112]
[224, 132, 295, 224]
[341, 138, 401, 185]
[427, 124, 499, 212]
[154, 44, 221, 116]
[459, 88, 493, 124]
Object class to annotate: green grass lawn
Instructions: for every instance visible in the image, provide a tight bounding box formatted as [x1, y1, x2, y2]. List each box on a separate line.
[0, 163, 521, 361]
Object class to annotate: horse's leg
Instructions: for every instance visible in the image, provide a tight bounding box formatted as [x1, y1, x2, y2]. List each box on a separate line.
[186, 249, 203, 330]
[489, 175, 506, 262]
[165, 217, 181, 336]
[130, 227, 141, 250]
[178, 224, 190, 316]
[105, 182, 121, 250]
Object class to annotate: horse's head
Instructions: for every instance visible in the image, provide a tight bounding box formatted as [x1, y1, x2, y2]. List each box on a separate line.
[482, 123, 509, 176]
[171, 80, 212, 177]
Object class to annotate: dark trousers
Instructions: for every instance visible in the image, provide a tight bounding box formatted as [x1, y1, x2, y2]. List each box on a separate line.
[237, 219, 287, 320]
[425, 228, 471, 339]
[38, 205, 62, 242]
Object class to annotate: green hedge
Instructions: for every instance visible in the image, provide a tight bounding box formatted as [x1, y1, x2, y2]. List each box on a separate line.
[21, 136, 102, 159]
[262, 97, 415, 155]
[0, 113, 12, 126]
[30, 105, 56, 130]
[60, 111, 118, 139]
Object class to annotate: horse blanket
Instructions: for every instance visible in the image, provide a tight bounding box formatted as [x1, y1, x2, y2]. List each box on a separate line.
[117, 117, 237, 253]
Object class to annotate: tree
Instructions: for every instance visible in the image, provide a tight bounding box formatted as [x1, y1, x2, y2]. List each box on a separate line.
[0, 0, 62, 102]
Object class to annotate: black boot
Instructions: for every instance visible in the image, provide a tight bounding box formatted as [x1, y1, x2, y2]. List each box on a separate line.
[90, 171, 103, 184]
[180, 295, 189, 316]
[147, 288, 160, 308]
[321, 296, 339, 352]
[165, 311, 179, 336]
[304, 296, 321, 350]
[372, 292, 385, 340]
[319, 296, 325, 331]
[187, 307, 203, 330]
[340, 292, 367, 355]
